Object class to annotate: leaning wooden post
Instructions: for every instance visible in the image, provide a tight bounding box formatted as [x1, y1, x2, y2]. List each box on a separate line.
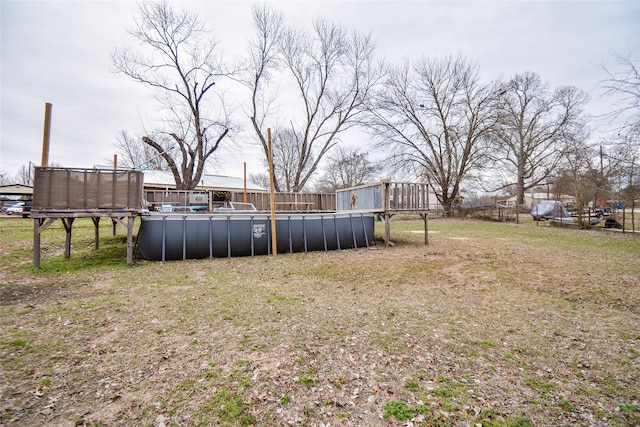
[35, 103, 52, 268]
[268, 128, 277, 256]
[41, 103, 52, 167]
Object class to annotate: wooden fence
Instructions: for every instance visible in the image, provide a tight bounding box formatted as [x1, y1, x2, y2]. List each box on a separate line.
[144, 189, 336, 212]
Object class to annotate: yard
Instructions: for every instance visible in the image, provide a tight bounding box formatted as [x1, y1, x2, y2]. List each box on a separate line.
[1, 216, 639, 426]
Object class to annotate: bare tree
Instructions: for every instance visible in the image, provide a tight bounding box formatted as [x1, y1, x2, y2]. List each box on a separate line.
[250, 127, 314, 192]
[562, 129, 596, 228]
[599, 48, 640, 224]
[0, 166, 33, 185]
[600, 48, 640, 136]
[550, 170, 574, 198]
[315, 146, 377, 192]
[492, 72, 588, 206]
[113, 130, 170, 170]
[15, 163, 34, 186]
[248, 172, 269, 189]
[5, 163, 58, 186]
[245, 4, 283, 159]
[271, 128, 312, 192]
[368, 55, 497, 213]
[0, 171, 10, 185]
[112, 1, 232, 189]
[245, 5, 380, 192]
[605, 134, 640, 230]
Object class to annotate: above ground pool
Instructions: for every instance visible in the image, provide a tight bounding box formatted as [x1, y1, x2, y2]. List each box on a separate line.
[136, 212, 375, 261]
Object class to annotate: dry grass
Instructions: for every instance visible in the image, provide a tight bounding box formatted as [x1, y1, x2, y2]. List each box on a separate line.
[1, 216, 639, 426]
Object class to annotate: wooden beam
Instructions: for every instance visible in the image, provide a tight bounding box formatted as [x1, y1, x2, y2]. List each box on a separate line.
[111, 217, 127, 230]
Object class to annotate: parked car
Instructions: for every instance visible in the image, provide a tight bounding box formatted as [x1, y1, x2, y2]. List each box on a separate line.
[4, 202, 25, 215]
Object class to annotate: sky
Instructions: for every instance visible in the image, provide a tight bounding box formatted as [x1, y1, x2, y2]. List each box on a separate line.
[1, 0, 639, 182]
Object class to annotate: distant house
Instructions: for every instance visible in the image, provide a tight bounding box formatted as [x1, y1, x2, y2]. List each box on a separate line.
[503, 192, 576, 209]
[0, 184, 33, 196]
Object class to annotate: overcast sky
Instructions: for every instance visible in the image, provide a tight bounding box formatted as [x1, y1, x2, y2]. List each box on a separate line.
[1, 0, 639, 181]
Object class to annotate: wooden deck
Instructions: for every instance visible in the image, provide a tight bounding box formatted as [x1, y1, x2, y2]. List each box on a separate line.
[336, 182, 431, 246]
[32, 209, 142, 268]
[31, 167, 146, 268]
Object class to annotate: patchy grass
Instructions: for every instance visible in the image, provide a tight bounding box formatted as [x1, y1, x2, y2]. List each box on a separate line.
[0, 216, 639, 426]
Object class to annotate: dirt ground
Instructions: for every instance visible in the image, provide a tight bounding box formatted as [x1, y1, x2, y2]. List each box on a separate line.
[1, 218, 639, 426]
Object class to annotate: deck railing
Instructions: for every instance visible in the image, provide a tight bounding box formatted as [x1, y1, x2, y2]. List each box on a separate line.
[336, 182, 431, 213]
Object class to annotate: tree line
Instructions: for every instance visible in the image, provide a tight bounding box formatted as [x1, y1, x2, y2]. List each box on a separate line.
[7, 1, 636, 215]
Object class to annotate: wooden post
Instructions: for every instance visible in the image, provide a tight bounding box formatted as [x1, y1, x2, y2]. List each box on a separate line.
[33, 217, 58, 269]
[420, 212, 429, 245]
[268, 128, 277, 256]
[62, 218, 75, 259]
[113, 154, 118, 171]
[41, 103, 52, 167]
[384, 214, 391, 247]
[422, 185, 429, 245]
[33, 218, 41, 269]
[92, 217, 101, 250]
[425, 214, 428, 245]
[126, 216, 134, 264]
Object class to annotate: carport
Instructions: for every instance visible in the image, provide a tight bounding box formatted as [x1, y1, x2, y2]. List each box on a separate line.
[0, 184, 33, 210]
